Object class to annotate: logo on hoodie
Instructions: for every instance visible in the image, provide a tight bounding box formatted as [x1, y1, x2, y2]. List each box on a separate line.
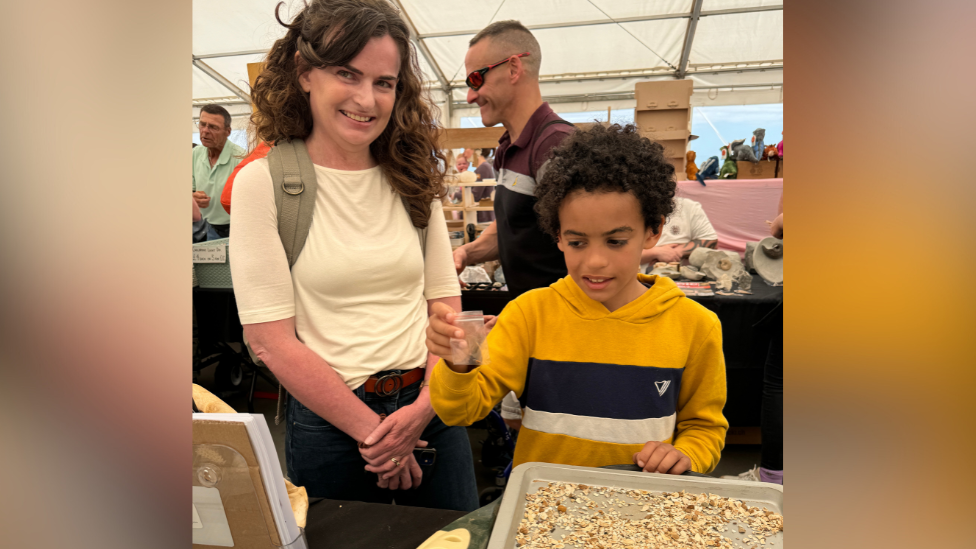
[654, 380, 670, 397]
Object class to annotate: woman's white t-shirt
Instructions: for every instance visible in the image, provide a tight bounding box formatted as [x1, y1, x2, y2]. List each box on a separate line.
[229, 158, 460, 390]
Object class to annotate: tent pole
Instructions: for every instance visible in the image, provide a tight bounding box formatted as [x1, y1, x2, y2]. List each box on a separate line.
[192, 59, 250, 103]
[389, 0, 454, 127]
[418, 5, 781, 39]
[676, 0, 704, 80]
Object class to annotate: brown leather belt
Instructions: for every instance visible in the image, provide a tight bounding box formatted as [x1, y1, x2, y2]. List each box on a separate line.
[363, 368, 425, 396]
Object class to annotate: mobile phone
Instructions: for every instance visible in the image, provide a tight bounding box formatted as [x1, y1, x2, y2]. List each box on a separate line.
[413, 447, 436, 466]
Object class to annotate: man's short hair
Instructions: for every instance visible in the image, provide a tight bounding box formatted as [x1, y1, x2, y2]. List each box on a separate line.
[469, 20, 541, 77]
[200, 104, 232, 130]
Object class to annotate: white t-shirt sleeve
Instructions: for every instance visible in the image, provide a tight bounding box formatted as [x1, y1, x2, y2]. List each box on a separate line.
[228, 159, 297, 325]
[422, 200, 462, 300]
[688, 201, 718, 242]
[501, 391, 522, 420]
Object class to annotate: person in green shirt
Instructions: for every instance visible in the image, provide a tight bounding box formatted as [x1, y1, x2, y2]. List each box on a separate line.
[192, 104, 243, 239]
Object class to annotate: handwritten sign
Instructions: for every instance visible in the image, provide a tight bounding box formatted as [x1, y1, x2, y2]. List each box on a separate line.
[193, 243, 226, 263]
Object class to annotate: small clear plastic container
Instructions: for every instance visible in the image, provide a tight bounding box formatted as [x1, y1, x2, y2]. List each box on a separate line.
[450, 310, 490, 366]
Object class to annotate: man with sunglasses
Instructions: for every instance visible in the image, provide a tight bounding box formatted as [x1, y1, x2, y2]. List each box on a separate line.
[451, 20, 575, 297]
[192, 104, 243, 239]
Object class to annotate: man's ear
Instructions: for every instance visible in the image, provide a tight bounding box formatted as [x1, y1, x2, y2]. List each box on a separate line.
[643, 216, 665, 250]
[508, 55, 523, 84]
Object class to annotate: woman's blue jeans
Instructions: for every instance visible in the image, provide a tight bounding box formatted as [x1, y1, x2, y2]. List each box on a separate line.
[285, 371, 479, 512]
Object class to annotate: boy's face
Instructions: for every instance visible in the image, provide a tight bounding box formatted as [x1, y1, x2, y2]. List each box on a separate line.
[557, 190, 662, 312]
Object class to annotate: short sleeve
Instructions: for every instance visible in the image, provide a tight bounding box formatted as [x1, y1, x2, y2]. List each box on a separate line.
[228, 159, 297, 325]
[422, 200, 462, 300]
[531, 128, 574, 177]
[689, 201, 718, 242]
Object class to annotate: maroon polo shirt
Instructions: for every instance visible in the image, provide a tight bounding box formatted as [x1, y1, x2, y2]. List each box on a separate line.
[491, 103, 575, 296]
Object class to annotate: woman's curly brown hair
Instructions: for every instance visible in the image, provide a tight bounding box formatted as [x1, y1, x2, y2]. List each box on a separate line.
[250, 0, 445, 228]
[534, 123, 676, 240]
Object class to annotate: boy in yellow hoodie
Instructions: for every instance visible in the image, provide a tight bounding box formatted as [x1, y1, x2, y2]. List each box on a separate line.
[426, 124, 728, 475]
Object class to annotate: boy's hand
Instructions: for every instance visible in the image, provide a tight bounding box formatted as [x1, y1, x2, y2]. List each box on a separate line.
[426, 302, 463, 359]
[633, 441, 691, 475]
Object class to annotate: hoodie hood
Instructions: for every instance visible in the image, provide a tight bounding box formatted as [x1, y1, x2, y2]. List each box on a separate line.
[549, 274, 686, 323]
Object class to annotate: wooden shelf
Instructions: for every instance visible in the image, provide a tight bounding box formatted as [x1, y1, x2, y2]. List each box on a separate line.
[443, 178, 496, 187]
[441, 179, 497, 243]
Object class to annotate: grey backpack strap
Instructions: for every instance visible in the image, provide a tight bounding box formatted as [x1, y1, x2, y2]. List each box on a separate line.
[265, 139, 318, 424]
[269, 139, 318, 268]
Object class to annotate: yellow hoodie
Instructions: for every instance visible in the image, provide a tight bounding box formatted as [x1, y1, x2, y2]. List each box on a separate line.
[430, 274, 728, 473]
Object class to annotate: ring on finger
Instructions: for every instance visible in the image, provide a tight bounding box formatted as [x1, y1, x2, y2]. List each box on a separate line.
[390, 457, 402, 467]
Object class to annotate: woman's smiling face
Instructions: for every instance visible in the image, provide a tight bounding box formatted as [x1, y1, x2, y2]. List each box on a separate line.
[299, 34, 401, 155]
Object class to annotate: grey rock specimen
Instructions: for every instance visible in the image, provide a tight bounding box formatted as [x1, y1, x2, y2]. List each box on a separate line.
[680, 265, 706, 281]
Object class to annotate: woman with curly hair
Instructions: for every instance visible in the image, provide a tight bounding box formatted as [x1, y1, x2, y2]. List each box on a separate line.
[229, 0, 477, 510]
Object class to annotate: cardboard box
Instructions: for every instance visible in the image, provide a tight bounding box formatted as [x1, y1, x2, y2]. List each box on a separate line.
[635, 109, 691, 134]
[668, 157, 687, 181]
[736, 160, 778, 179]
[193, 419, 284, 548]
[776, 158, 784, 178]
[656, 139, 689, 159]
[635, 79, 693, 112]
[641, 128, 691, 141]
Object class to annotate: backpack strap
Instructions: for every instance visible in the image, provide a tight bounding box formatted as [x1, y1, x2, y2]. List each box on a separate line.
[268, 139, 317, 268]
[265, 139, 319, 424]
[528, 119, 575, 180]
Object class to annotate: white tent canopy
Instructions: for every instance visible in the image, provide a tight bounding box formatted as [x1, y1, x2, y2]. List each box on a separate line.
[193, 0, 782, 129]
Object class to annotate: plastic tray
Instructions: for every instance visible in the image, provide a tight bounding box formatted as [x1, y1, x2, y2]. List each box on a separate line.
[488, 462, 783, 549]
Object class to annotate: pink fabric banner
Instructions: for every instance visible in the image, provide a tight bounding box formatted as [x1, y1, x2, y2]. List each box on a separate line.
[676, 179, 783, 255]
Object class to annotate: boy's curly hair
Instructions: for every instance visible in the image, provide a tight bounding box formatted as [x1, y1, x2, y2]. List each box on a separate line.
[534, 123, 676, 240]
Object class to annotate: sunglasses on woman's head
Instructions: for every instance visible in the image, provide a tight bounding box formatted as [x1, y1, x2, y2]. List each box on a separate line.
[465, 52, 530, 91]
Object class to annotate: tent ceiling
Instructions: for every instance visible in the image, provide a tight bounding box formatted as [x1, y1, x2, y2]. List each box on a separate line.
[192, 0, 782, 115]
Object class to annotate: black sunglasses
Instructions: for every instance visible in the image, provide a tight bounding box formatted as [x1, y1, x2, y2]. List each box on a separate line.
[465, 52, 530, 90]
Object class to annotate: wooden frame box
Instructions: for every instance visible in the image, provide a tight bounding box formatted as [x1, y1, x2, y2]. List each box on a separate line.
[635, 109, 692, 134]
[736, 160, 778, 179]
[635, 79, 693, 112]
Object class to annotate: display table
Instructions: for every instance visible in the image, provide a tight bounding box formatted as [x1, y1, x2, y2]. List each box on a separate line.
[303, 498, 469, 549]
[689, 282, 782, 427]
[676, 178, 782, 254]
[302, 469, 712, 548]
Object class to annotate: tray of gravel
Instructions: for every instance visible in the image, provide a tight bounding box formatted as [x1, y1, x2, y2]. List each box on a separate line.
[489, 462, 783, 549]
